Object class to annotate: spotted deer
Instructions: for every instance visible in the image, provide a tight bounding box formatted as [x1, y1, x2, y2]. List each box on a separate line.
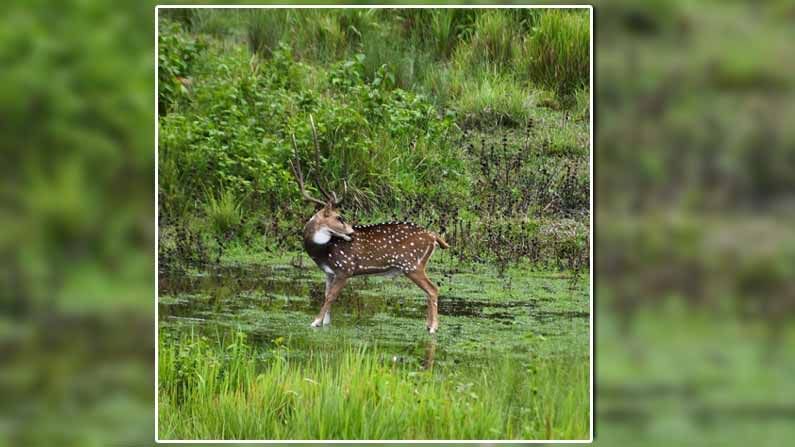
[290, 117, 449, 333]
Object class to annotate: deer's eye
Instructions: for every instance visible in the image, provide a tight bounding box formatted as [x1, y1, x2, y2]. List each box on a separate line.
[336, 216, 344, 223]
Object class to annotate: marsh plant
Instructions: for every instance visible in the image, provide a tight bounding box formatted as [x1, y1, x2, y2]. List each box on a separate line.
[159, 330, 589, 440]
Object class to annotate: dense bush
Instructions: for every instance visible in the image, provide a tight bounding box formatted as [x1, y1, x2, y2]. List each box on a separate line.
[158, 20, 206, 114]
[158, 25, 467, 220]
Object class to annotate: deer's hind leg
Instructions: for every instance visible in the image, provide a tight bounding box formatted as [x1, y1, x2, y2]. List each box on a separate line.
[406, 269, 439, 333]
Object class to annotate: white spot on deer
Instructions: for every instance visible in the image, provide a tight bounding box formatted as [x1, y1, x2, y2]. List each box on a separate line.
[312, 228, 332, 244]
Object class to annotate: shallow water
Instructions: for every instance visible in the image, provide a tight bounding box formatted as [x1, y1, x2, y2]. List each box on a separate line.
[158, 258, 590, 371]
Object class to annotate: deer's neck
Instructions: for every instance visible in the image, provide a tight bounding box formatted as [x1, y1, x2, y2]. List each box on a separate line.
[303, 220, 333, 260]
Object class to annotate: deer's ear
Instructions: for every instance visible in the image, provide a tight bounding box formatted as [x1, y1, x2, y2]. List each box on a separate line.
[322, 203, 332, 217]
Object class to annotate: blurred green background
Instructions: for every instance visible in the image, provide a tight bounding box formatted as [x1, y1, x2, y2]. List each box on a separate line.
[2, 0, 794, 445]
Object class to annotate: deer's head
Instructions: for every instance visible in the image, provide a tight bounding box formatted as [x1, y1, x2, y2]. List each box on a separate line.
[308, 202, 354, 243]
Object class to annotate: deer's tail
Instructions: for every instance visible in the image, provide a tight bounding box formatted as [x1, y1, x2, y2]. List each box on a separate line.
[433, 233, 450, 249]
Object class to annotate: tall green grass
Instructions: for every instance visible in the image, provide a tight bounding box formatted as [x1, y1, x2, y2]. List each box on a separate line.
[230, 8, 590, 100]
[426, 9, 459, 59]
[245, 9, 289, 58]
[454, 72, 534, 127]
[159, 331, 589, 440]
[516, 11, 589, 97]
[203, 186, 242, 236]
[463, 11, 517, 69]
[245, 10, 367, 62]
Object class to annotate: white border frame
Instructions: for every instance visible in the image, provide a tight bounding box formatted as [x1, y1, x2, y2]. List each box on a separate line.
[155, 4, 594, 444]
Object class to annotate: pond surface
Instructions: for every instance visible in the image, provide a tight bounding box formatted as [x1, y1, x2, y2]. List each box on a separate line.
[158, 256, 590, 371]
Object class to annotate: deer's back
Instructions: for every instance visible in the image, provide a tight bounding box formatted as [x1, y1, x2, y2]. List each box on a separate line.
[328, 222, 439, 276]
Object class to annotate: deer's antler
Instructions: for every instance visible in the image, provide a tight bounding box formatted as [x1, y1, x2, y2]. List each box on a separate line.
[308, 115, 332, 202]
[290, 133, 327, 207]
[329, 180, 346, 206]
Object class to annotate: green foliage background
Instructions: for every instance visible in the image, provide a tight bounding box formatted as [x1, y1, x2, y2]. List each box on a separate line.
[157, 8, 590, 270]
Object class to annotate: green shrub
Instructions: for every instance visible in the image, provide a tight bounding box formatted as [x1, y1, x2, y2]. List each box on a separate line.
[158, 22, 468, 222]
[573, 85, 590, 121]
[540, 120, 588, 157]
[158, 20, 206, 114]
[455, 74, 533, 127]
[203, 187, 242, 236]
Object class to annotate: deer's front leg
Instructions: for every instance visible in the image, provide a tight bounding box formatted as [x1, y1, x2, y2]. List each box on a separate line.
[311, 274, 348, 327]
[321, 274, 333, 326]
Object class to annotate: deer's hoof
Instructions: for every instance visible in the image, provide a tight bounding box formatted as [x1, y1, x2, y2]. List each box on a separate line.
[310, 319, 322, 328]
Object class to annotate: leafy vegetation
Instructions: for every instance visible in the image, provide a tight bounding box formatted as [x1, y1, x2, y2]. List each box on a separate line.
[157, 8, 591, 273]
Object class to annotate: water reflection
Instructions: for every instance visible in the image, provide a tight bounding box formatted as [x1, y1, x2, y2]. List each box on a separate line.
[423, 337, 437, 370]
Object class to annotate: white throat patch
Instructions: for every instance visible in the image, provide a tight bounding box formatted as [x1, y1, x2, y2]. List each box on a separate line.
[312, 228, 332, 244]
